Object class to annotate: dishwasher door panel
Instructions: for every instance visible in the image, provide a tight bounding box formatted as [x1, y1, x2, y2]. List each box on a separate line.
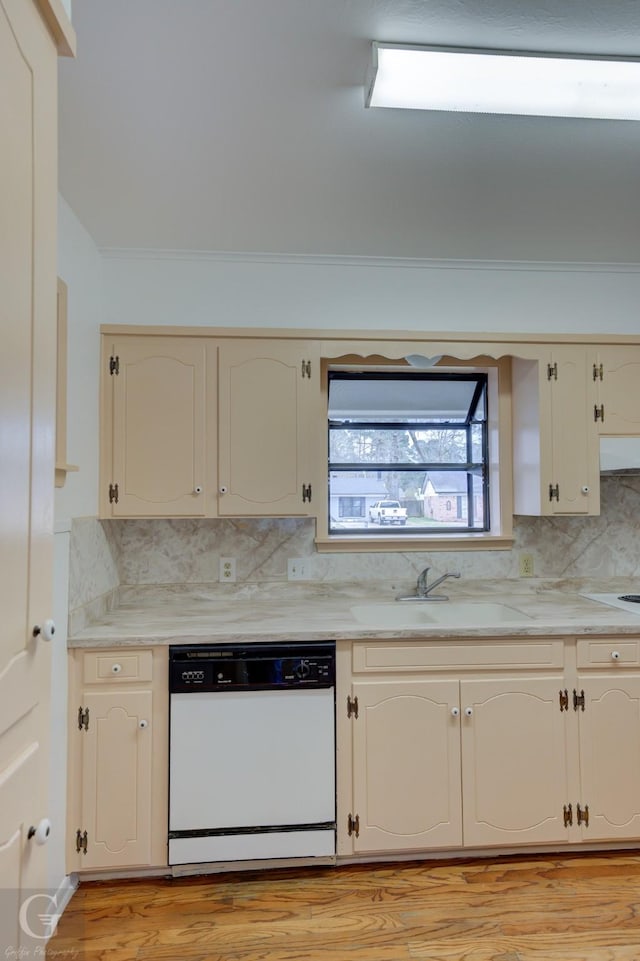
[169, 687, 335, 831]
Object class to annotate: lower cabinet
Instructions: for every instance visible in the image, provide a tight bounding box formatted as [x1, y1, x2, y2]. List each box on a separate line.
[351, 679, 462, 851]
[343, 637, 640, 857]
[460, 676, 569, 846]
[67, 647, 168, 872]
[351, 673, 568, 853]
[575, 640, 640, 841]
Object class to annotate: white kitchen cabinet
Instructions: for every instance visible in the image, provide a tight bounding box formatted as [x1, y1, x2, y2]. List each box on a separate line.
[512, 347, 600, 516]
[575, 675, 640, 841]
[344, 636, 640, 859]
[460, 676, 569, 846]
[574, 639, 640, 841]
[351, 679, 462, 851]
[345, 639, 570, 855]
[100, 334, 321, 519]
[67, 648, 168, 872]
[591, 347, 640, 435]
[217, 340, 321, 516]
[100, 336, 211, 518]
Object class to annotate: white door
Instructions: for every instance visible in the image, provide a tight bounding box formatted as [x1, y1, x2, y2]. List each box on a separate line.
[0, 0, 59, 949]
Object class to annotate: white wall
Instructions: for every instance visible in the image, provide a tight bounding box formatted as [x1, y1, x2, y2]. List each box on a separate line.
[101, 250, 640, 335]
[56, 196, 104, 520]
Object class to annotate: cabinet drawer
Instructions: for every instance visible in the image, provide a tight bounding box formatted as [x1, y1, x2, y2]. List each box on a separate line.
[82, 650, 153, 683]
[577, 638, 640, 668]
[352, 639, 564, 672]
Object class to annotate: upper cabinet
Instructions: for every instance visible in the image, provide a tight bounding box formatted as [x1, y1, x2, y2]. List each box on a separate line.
[100, 329, 640, 523]
[101, 336, 210, 517]
[217, 341, 321, 516]
[100, 334, 321, 519]
[591, 347, 640, 435]
[512, 347, 600, 516]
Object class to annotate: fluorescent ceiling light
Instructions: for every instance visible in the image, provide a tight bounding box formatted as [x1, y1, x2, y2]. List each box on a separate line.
[366, 42, 640, 119]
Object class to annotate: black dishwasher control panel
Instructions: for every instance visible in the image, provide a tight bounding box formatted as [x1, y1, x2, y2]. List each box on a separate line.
[169, 642, 335, 693]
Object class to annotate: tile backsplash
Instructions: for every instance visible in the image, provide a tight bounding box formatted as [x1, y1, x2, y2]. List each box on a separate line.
[68, 475, 640, 629]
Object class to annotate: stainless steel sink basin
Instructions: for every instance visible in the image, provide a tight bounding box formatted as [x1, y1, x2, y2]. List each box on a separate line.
[350, 601, 530, 628]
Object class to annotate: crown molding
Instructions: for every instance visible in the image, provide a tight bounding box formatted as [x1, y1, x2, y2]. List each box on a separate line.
[97, 247, 640, 275]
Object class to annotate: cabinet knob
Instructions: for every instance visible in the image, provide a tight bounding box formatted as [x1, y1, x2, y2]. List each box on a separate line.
[27, 818, 52, 845]
[194, 486, 203, 494]
[611, 650, 621, 661]
[32, 619, 55, 642]
[450, 707, 460, 717]
[464, 706, 474, 717]
[111, 663, 122, 674]
[138, 719, 149, 729]
[219, 486, 228, 494]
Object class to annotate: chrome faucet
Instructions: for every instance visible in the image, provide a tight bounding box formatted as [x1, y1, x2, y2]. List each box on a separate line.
[397, 567, 461, 601]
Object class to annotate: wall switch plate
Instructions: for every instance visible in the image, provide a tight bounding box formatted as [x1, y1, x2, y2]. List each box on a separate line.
[519, 553, 534, 577]
[287, 558, 310, 580]
[219, 557, 236, 583]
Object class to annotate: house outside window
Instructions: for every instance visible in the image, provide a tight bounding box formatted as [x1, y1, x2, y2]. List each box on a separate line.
[328, 370, 489, 536]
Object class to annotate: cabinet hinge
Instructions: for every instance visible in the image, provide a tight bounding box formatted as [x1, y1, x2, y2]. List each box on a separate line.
[577, 803, 590, 827]
[548, 483, 560, 502]
[347, 813, 360, 837]
[109, 355, 120, 376]
[302, 483, 312, 503]
[77, 706, 90, 731]
[108, 483, 119, 504]
[594, 404, 605, 423]
[573, 689, 585, 711]
[301, 359, 312, 379]
[547, 362, 558, 381]
[593, 363, 603, 382]
[75, 829, 88, 854]
[563, 803, 573, 827]
[559, 689, 569, 712]
[347, 695, 359, 719]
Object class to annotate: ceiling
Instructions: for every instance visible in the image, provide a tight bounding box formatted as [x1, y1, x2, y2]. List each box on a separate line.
[58, 0, 640, 263]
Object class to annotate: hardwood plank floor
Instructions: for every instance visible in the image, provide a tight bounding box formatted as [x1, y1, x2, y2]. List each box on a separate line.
[48, 852, 640, 961]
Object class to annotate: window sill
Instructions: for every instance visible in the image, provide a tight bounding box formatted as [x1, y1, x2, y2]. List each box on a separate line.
[315, 533, 514, 553]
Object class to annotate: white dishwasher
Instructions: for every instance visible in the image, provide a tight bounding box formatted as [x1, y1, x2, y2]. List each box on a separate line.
[168, 642, 336, 866]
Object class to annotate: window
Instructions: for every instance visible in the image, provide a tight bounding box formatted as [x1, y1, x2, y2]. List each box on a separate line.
[328, 371, 489, 536]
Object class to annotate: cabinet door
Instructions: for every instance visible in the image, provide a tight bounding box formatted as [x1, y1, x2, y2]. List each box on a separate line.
[548, 348, 599, 515]
[218, 341, 319, 515]
[512, 349, 599, 516]
[78, 690, 153, 869]
[461, 676, 569, 846]
[577, 675, 640, 840]
[351, 680, 462, 852]
[105, 337, 207, 517]
[594, 347, 640, 434]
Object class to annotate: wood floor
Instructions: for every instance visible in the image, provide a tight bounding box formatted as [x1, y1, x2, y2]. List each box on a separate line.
[49, 852, 640, 961]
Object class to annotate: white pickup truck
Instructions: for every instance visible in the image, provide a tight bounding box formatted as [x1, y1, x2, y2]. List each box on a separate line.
[368, 500, 408, 526]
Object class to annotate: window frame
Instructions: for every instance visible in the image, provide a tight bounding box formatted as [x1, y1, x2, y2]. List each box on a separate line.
[328, 369, 490, 536]
[316, 356, 513, 552]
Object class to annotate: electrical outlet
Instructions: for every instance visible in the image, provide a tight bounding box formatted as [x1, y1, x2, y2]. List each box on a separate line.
[519, 553, 534, 577]
[287, 558, 310, 581]
[219, 557, 236, 583]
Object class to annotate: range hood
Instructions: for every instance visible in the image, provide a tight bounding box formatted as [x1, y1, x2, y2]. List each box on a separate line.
[600, 437, 640, 474]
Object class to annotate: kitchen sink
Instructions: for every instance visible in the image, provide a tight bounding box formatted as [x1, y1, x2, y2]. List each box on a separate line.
[349, 601, 531, 628]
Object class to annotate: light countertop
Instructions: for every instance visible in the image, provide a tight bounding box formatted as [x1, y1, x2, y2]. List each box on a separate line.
[68, 579, 640, 648]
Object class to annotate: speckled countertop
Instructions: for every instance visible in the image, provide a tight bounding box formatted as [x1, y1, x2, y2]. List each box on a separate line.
[68, 579, 640, 648]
